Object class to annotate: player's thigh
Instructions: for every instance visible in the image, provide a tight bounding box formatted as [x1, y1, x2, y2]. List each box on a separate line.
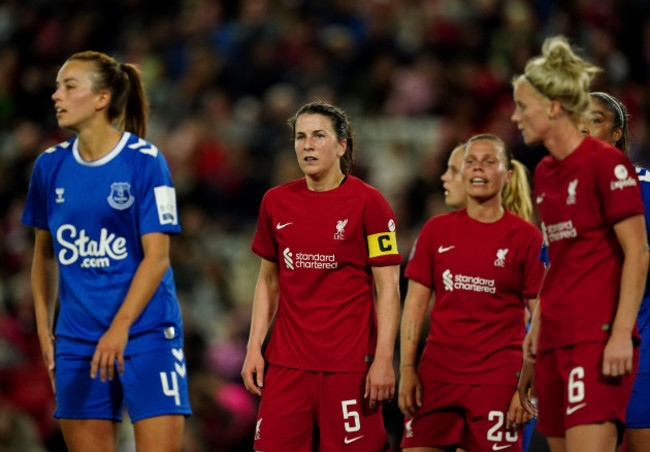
[54, 353, 123, 421]
[121, 347, 191, 422]
[133, 414, 184, 452]
[318, 371, 389, 452]
[626, 427, 650, 452]
[59, 418, 120, 452]
[254, 365, 316, 452]
[565, 422, 617, 452]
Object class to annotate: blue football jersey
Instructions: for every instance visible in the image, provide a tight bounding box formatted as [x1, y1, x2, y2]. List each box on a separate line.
[22, 132, 183, 356]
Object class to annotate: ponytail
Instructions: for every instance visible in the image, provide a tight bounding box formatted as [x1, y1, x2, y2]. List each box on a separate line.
[502, 159, 533, 221]
[67, 51, 150, 137]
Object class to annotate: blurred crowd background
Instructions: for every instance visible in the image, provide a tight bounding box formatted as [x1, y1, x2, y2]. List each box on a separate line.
[1, 0, 650, 451]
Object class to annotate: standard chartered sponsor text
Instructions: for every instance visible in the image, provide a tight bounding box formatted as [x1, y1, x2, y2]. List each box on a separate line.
[454, 274, 496, 294]
[295, 252, 339, 269]
[546, 220, 577, 242]
[57, 224, 128, 267]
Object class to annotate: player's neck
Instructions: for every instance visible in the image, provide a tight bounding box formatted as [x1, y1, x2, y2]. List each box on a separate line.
[544, 121, 585, 161]
[76, 125, 123, 162]
[466, 198, 504, 223]
[305, 171, 346, 192]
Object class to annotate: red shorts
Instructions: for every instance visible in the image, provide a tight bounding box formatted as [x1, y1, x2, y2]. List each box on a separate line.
[254, 364, 389, 452]
[535, 341, 639, 438]
[400, 377, 522, 451]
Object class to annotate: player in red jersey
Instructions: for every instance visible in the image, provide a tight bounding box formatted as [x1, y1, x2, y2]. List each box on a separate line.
[442, 142, 533, 222]
[399, 133, 544, 451]
[583, 92, 650, 452]
[512, 36, 649, 452]
[241, 100, 403, 451]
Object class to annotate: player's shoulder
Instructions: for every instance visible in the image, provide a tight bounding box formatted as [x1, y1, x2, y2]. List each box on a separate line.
[121, 133, 162, 161]
[264, 178, 305, 198]
[421, 209, 460, 232]
[504, 210, 543, 238]
[36, 136, 75, 162]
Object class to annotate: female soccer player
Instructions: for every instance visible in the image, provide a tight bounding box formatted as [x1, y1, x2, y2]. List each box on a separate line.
[584, 91, 650, 452]
[21, 51, 190, 452]
[442, 142, 533, 221]
[441, 143, 467, 209]
[399, 133, 544, 451]
[241, 100, 402, 451]
[513, 37, 648, 452]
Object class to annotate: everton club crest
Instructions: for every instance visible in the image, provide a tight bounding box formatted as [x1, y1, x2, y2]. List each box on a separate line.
[107, 182, 135, 210]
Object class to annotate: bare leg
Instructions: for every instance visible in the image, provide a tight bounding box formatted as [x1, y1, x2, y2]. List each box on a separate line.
[626, 428, 650, 452]
[133, 414, 184, 452]
[59, 419, 120, 452]
[565, 423, 617, 452]
[547, 436, 566, 452]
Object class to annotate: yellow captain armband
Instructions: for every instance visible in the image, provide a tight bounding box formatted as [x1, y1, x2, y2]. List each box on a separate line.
[367, 231, 398, 258]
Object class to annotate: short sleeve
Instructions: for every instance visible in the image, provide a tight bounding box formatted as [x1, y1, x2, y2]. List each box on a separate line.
[136, 148, 181, 235]
[595, 149, 645, 226]
[404, 220, 435, 288]
[363, 188, 403, 266]
[22, 155, 49, 230]
[252, 191, 278, 262]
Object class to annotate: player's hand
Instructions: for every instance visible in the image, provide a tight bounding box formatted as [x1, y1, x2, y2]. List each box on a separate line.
[506, 390, 532, 431]
[91, 324, 129, 382]
[365, 357, 395, 409]
[517, 361, 538, 418]
[398, 365, 422, 418]
[241, 349, 265, 396]
[38, 330, 56, 393]
[602, 329, 633, 378]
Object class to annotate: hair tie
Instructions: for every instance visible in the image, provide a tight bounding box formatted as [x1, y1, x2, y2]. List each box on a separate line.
[524, 75, 549, 98]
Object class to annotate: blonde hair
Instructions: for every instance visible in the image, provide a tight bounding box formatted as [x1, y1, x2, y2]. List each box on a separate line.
[465, 134, 533, 221]
[520, 36, 601, 117]
[502, 160, 533, 221]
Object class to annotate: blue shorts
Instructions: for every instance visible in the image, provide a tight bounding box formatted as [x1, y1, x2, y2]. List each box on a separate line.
[626, 371, 650, 428]
[54, 346, 192, 422]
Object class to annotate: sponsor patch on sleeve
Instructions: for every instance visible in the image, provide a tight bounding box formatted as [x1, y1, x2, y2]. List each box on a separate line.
[154, 186, 178, 225]
[367, 231, 398, 258]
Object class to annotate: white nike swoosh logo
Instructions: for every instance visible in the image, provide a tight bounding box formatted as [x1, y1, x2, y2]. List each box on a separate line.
[492, 445, 512, 451]
[344, 435, 364, 444]
[438, 245, 455, 253]
[536, 195, 544, 204]
[566, 402, 586, 415]
[276, 222, 293, 230]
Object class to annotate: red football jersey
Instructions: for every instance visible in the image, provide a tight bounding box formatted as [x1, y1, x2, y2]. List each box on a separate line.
[534, 136, 644, 351]
[405, 209, 544, 385]
[252, 176, 403, 372]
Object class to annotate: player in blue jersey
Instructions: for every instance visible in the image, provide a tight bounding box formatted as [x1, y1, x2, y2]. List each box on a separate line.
[22, 51, 190, 451]
[584, 91, 650, 452]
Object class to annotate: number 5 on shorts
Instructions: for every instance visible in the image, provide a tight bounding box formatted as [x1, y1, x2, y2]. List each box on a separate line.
[341, 399, 361, 432]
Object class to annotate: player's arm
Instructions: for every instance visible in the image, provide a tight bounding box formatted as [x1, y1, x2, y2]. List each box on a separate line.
[398, 279, 431, 417]
[365, 264, 400, 409]
[91, 231, 171, 382]
[603, 214, 649, 377]
[31, 228, 59, 392]
[241, 258, 279, 396]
